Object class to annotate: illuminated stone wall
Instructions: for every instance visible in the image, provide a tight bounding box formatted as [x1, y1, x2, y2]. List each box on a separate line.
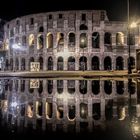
[3, 10, 139, 71]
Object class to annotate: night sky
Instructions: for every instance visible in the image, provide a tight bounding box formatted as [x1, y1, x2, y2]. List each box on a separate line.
[1, 0, 140, 21]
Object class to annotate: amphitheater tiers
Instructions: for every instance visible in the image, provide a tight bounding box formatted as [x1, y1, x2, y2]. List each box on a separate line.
[2, 10, 138, 72]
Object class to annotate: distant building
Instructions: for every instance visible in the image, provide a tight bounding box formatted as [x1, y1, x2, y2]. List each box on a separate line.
[2, 10, 140, 71]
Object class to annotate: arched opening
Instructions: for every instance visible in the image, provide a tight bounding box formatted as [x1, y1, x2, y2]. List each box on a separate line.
[69, 33, 75, 46]
[15, 58, 19, 71]
[38, 57, 43, 70]
[46, 102, 53, 119]
[27, 102, 33, 118]
[38, 81, 43, 96]
[68, 105, 75, 121]
[22, 36, 26, 46]
[128, 57, 135, 70]
[80, 103, 88, 119]
[80, 33, 87, 48]
[9, 80, 13, 91]
[5, 59, 9, 70]
[105, 100, 113, 120]
[57, 57, 63, 70]
[57, 33, 64, 46]
[117, 106, 126, 120]
[116, 81, 124, 95]
[92, 103, 101, 120]
[29, 34, 34, 53]
[21, 58, 26, 71]
[116, 32, 124, 46]
[48, 57, 53, 70]
[104, 32, 112, 46]
[57, 80, 63, 94]
[128, 80, 136, 95]
[79, 80, 87, 94]
[15, 80, 18, 91]
[36, 101, 43, 117]
[15, 37, 20, 45]
[104, 56, 112, 70]
[37, 34, 44, 49]
[92, 32, 100, 48]
[116, 57, 124, 70]
[47, 80, 53, 94]
[56, 105, 63, 119]
[10, 58, 13, 71]
[19, 95, 26, 116]
[67, 80, 75, 94]
[104, 80, 112, 95]
[29, 34, 34, 47]
[79, 24, 88, 30]
[47, 33, 53, 48]
[21, 80, 25, 92]
[92, 80, 100, 95]
[68, 56, 75, 70]
[38, 26, 44, 32]
[20, 104, 25, 116]
[79, 56, 87, 70]
[92, 56, 100, 70]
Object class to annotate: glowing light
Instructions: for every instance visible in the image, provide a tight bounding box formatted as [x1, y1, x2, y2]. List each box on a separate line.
[12, 43, 21, 49]
[130, 22, 137, 28]
[81, 38, 85, 43]
[11, 101, 18, 108]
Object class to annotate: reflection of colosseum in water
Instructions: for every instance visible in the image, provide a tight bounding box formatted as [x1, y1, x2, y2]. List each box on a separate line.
[2, 10, 139, 72]
[0, 78, 140, 133]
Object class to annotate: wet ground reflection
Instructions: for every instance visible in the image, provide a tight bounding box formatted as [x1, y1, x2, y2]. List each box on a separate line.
[0, 78, 139, 139]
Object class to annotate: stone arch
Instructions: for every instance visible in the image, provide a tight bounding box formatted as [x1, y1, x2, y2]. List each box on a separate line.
[38, 56, 43, 70]
[92, 80, 100, 95]
[47, 33, 53, 48]
[68, 32, 75, 46]
[48, 56, 53, 70]
[68, 56, 75, 71]
[79, 80, 87, 94]
[37, 34, 44, 49]
[80, 24, 88, 30]
[104, 56, 112, 70]
[104, 32, 112, 46]
[116, 32, 124, 45]
[92, 56, 100, 70]
[116, 81, 124, 95]
[67, 80, 75, 94]
[79, 56, 87, 70]
[104, 80, 112, 95]
[57, 80, 63, 94]
[80, 33, 87, 48]
[57, 57, 63, 70]
[21, 58, 26, 71]
[92, 32, 100, 48]
[116, 56, 124, 70]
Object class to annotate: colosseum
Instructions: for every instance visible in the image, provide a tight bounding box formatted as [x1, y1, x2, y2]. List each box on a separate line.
[2, 10, 139, 72]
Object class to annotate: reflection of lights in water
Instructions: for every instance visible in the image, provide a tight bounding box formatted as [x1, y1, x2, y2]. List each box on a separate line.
[131, 117, 140, 138]
[118, 107, 126, 121]
[11, 102, 18, 108]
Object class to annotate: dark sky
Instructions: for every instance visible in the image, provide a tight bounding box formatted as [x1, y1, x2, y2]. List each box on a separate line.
[1, 0, 140, 21]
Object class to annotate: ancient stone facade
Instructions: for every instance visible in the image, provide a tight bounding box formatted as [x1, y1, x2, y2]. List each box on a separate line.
[3, 10, 139, 71]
